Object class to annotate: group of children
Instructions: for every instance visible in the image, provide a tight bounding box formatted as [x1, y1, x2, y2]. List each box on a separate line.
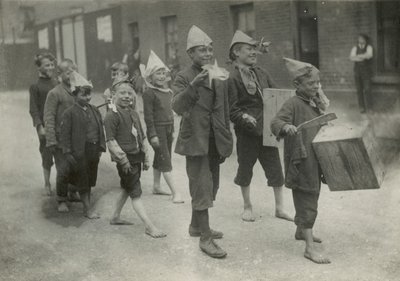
[29, 25, 333, 264]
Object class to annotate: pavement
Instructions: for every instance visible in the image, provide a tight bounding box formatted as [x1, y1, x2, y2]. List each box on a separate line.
[0, 90, 399, 281]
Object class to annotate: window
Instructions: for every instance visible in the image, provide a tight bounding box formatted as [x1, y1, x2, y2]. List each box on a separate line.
[19, 6, 35, 32]
[128, 22, 140, 72]
[96, 15, 113, 43]
[296, 1, 319, 68]
[231, 3, 255, 37]
[37, 27, 49, 50]
[162, 16, 179, 69]
[377, 1, 400, 73]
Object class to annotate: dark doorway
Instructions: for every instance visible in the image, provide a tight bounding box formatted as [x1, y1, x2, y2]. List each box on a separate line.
[297, 1, 319, 68]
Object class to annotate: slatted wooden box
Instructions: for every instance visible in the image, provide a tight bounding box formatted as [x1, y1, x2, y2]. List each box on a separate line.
[312, 123, 385, 191]
[263, 88, 295, 147]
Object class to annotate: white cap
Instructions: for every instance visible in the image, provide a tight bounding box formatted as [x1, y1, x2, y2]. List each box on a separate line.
[230, 30, 258, 49]
[186, 25, 213, 51]
[283, 57, 319, 79]
[70, 71, 93, 92]
[140, 50, 169, 79]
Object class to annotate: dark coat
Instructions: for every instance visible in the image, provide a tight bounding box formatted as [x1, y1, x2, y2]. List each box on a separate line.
[270, 95, 322, 194]
[172, 64, 233, 157]
[60, 103, 106, 158]
[228, 66, 276, 136]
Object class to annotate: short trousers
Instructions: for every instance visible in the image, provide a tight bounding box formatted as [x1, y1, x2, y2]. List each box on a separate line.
[186, 137, 221, 211]
[234, 131, 284, 187]
[292, 189, 320, 229]
[152, 125, 173, 172]
[117, 154, 142, 199]
[39, 136, 54, 170]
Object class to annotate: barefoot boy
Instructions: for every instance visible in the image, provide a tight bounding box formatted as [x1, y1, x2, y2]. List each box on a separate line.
[227, 30, 292, 222]
[141, 50, 183, 203]
[60, 72, 105, 219]
[104, 77, 166, 238]
[103, 62, 129, 110]
[271, 57, 330, 264]
[172, 25, 233, 258]
[29, 52, 58, 196]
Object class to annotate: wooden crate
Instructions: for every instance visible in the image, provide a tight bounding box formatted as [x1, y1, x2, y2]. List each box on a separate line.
[312, 123, 385, 191]
[263, 88, 295, 146]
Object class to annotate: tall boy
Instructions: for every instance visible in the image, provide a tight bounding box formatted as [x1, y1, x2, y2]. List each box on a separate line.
[227, 30, 292, 222]
[104, 77, 166, 238]
[172, 25, 233, 258]
[29, 52, 58, 195]
[60, 72, 105, 218]
[271, 57, 330, 264]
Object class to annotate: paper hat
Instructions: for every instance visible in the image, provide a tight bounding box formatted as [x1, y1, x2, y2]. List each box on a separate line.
[230, 30, 258, 49]
[186, 25, 213, 51]
[140, 50, 170, 79]
[70, 71, 93, 92]
[283, 57, 319, 79]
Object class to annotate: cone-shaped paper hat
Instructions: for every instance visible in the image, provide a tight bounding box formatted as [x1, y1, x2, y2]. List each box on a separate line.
[143, 50, 169, 79]
[230, 30, 258, 49]
[186, 25, 213, 51]
[70, 71, 93, 92]
[283, 57, 319, 79]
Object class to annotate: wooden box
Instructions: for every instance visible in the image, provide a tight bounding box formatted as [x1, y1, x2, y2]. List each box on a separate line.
[263, 88, 295, 147]
[312, 123, 385, 191]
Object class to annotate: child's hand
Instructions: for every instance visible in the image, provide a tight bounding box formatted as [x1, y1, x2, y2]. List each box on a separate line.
[36, 124, 46, 138]
[122, 162, 132, 174]
[65, 153, 77, 166]
[150, 136, 160, 148]
[143, 162, 150, 171]
[283, 124, 297, 136]
[190, 70, 208, 88]
[242, 113, 257, 127]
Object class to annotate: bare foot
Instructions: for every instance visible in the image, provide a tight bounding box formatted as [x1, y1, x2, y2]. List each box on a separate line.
[172, 195, 184, 204]
[275, 210, 294, 222]
[84, 211, 100, 219]
[57, 202, 69, 213]
[110, 218, 134, 225]
[304, 250, 331, 264]
[242, 207, 255, 222]
[145, 227, 167, 238]
[295, 230, 322, 243]
[43, 185, 52, 196]
[152, 188, 171, 196]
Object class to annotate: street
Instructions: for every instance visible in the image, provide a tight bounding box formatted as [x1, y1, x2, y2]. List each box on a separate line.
[0, 90, 399, 281]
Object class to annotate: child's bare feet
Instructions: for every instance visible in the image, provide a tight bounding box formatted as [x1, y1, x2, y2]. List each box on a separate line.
[43, 185, 52, 196]
[110, 218, 134, 225]
[242, 207, 255, 222]
[57, 202, 69, 212]
[171, 194, 184, 204]
[152, 188, 171, 196]
[275, 210, 294, 221]
[304, 249, 331, 264]
[84, 211, 100, 219]
[295, 228, 322, 243]
[145, 227, 167, 238]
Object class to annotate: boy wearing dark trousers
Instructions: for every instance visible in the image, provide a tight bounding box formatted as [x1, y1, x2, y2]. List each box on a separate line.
[60, 71, 105, 218]
[227, 30, 292, 222]
[29, 52, 58, 196]
[271, 57, 330, 264]
[104, 78, 166, 238]
[172, 25, 233, 258]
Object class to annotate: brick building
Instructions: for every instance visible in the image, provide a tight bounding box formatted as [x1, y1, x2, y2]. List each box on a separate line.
[3, 0, 399, 111]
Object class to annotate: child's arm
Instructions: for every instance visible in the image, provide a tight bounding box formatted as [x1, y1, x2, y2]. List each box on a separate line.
[59, 109, 77, 165]
[142, 90, 158, 147]
[106, 140, 129, 166]
[104, 112, 129, 167]
[271, 99, 296, 138]
[43, 90, 58, 147]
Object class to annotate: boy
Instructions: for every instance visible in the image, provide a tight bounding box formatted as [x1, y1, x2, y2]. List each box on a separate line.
[141, 50, 184, 203]
[103, 62, 129, 110]
[172, 25, 233, 258]
[227, 30, 292, 222]
[271, 57, 330, 264]
[104, 77, 166, 238]
[60, 71, 105, 218]
[29, 52, 58, 196]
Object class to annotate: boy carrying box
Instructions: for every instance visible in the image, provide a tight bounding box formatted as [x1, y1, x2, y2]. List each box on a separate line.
[60, 71, 105, 219]
[271, 57, 330, 264]
[104, 77, 166, 238]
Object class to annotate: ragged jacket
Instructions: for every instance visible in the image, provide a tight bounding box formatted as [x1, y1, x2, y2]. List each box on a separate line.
[228, 65, 277, 136]
[270, 95, 322, 193]
[60, 103, 106, 158]
[172, 64, 233, 157]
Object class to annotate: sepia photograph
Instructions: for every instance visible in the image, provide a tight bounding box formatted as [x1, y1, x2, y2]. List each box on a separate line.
[0, 0, 399, 280]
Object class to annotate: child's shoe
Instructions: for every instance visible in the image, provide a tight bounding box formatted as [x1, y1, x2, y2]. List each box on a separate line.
[199, 237, 227, 258]
[189, 225, 223, 239]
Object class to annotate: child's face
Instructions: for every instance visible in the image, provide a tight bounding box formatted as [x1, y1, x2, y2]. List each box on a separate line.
[188, 44, 214, 66]
[295, 72, 320, 99]
[58, 62, 74, 86]
[76, 88, 92, 106]
[150, 68, 167, 87]
[234, 44, 258, 66]
[114, 83, 135, 108]
[38, 58, 55, 78]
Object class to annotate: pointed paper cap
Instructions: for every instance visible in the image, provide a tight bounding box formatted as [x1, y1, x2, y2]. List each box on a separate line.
[283, 57, 319, 79]
[70, 71, 93, 92]
[186, 25, 213, 51]
[142, 50, 169, 79]
[230, 30, 258, 49]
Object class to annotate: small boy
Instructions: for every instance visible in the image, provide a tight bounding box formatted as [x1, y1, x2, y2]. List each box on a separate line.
[103, 62, 129, 109]
[29, 52, 58, 195]
[271, 57, 330, 264]
[60, 71, 105, 219]
[104, 77, 166, 238]
[141, 50, 183, 203]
